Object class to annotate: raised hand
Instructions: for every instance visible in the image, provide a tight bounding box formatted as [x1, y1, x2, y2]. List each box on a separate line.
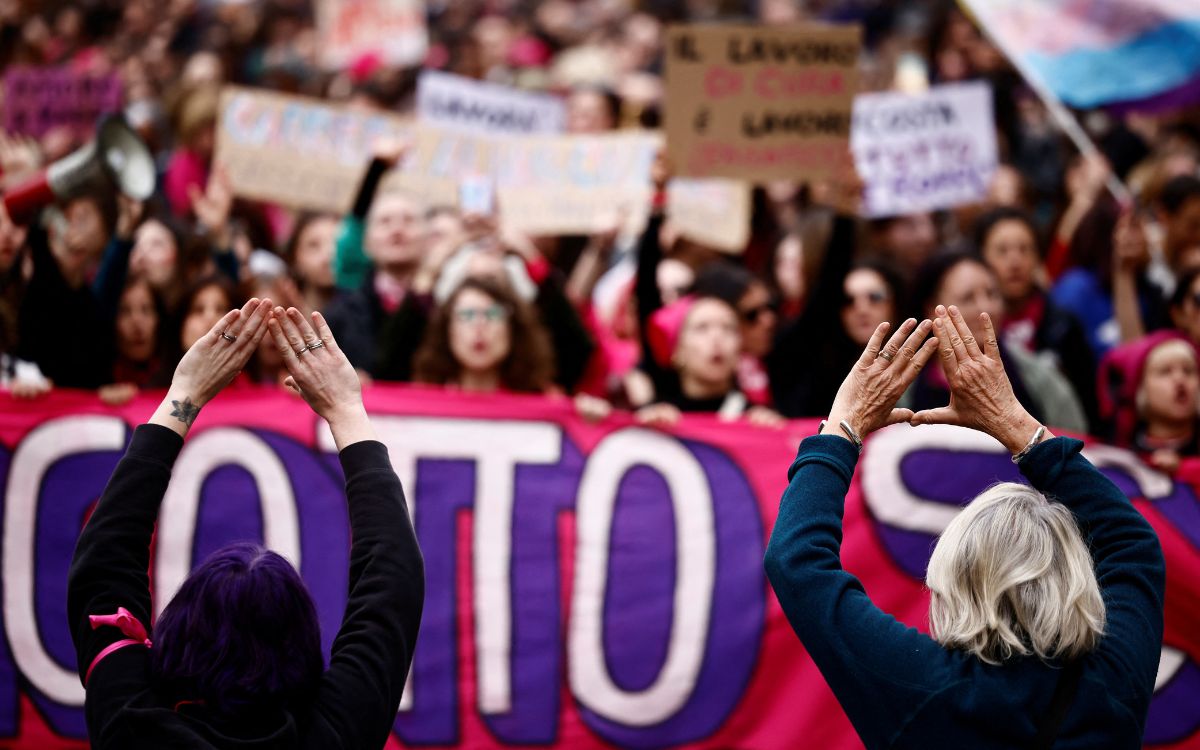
[171, 297, 273, 409]
[268, 307, 361, 419]
[189, 166, 234, 246]
[371, 136, 410, 168]
[149, 298, 273, 437]
[636, 402, 681, 428]
[115, 195, 145, 241]
[909, 305, 1050, 453]
[0, 130, 42, 180]
[811, 149, 864, 216]
[1113, 210, 1148, 274]
[826, 317, 938, 439]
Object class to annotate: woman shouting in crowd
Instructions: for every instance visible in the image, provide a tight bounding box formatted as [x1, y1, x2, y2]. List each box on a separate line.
[68, 297, 424, 749]
[765, 305, 1164, 749]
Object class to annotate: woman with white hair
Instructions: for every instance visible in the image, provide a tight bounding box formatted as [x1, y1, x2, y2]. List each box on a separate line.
[765, 304, 1165, 749]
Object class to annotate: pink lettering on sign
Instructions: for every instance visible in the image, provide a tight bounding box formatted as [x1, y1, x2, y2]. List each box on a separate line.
[752, 68, 845, 99]
[703, 67, 745, 99]
[692, 141, 843, 173]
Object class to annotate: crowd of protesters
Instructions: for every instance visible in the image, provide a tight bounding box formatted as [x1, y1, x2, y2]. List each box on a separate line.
[1, 0, 1200, 474]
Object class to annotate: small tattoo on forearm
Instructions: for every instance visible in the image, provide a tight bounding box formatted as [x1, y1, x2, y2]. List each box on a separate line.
[170, 397, 200, 426]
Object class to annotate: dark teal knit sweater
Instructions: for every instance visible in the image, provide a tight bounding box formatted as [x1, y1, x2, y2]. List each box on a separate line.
[764, 434, 1165, 749]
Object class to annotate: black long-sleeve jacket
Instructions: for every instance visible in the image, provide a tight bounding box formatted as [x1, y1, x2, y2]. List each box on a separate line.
[67, 423, 424, 749]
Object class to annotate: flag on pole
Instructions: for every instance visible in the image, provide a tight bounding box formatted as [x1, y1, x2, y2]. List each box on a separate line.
[959, 0, 1200, 110]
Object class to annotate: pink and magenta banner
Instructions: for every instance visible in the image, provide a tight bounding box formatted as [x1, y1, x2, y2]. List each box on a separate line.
[0, 385, 1197, 748]
[2, 67, 123, 138]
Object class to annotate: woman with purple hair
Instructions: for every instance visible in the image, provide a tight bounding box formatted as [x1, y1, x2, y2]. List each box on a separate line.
[67, 296, 424, 748]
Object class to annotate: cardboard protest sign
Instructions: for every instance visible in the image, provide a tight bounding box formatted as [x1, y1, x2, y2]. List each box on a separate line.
[416, 71, 566, 135]
[2, 68, 122, 137]
[385, 126, 500, 209]
[215, 86, 408, 212]
[390, 128, 750, 245]
[664, 24, 860, 182]
[394, 127, 656, 234]
[315, 0, 427, 71]
[494, 132, 659, 236]
[667, 178, 751, 253]
[850, 81, 998, 217]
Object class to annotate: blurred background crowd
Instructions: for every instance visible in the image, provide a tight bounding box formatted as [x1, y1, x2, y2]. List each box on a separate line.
[1, 0, 1199, 473]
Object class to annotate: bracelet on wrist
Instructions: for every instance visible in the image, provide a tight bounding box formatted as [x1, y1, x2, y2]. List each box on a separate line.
[817, 419, 864, 454]
[1011, 424, 1046, 464]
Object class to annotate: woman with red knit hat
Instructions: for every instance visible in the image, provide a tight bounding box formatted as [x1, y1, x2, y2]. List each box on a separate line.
[633, 294, 783, 427]
[1098, 330, 1200, 472]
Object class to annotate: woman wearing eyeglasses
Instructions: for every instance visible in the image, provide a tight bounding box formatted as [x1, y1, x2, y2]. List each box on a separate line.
[412, 276, 556, 394]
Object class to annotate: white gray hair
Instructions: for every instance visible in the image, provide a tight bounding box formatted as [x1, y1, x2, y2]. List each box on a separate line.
[926, 482, 1105, 665]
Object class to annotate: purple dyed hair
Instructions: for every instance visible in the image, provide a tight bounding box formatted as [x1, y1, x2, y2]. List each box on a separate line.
[152, 542, 323, 718]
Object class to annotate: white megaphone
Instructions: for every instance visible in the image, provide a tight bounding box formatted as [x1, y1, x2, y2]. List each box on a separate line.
[2, 114, 156, 225]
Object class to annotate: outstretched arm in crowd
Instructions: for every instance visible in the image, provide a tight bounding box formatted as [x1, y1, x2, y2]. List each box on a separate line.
[566, 222, 619, 309]
[764, 316, 950, 747]
[766, 166, 861, 415]
[629, 154, 674, 407]
[92, 196, 143, 321]
[269, 306, 425, 748]
[67, 298, 273, 724]
[190, 166, 244, 283]
[1111, 210, 1149, 344]
[334, 140, 406, 291]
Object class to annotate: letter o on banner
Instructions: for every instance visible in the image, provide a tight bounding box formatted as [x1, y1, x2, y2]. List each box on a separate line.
[3, 416, 125, 707]
[569, 428, 715, 726]
[154, 428, 301, 614]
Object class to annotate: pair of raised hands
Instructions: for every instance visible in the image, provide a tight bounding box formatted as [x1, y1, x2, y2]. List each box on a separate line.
[168, 298, 361, 422]
[825, 304, 1047, 453]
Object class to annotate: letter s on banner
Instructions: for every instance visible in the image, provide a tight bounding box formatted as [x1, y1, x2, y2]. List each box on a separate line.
[569, 427, 714, 726]
[3, 416, 125, 707]
[861, 423, 1000, 535]
[863, 423, 1189, 696]
[155, 428, 301, 612]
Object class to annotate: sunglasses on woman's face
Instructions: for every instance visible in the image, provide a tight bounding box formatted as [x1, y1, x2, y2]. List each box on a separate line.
[453, 305, 508, 324]
[740, 300, 780, 324]
[842, 290, 889, 308]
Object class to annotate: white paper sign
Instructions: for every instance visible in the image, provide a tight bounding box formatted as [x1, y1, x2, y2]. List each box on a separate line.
[851, 81, 997, 217]
[417, 71, 566, 136]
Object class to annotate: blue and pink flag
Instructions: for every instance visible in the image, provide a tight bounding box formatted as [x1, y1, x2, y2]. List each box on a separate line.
[960, 0, 1200, 110]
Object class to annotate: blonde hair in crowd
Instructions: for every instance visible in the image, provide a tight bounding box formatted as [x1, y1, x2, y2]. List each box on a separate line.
[926, 483, 1106, 665]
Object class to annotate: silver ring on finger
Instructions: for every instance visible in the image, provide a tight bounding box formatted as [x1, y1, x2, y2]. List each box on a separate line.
[221, 331, 238, 343]
[305, 340, 326, 351]
[295, 346, 308, 356]
[879, 350, 894, 361]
